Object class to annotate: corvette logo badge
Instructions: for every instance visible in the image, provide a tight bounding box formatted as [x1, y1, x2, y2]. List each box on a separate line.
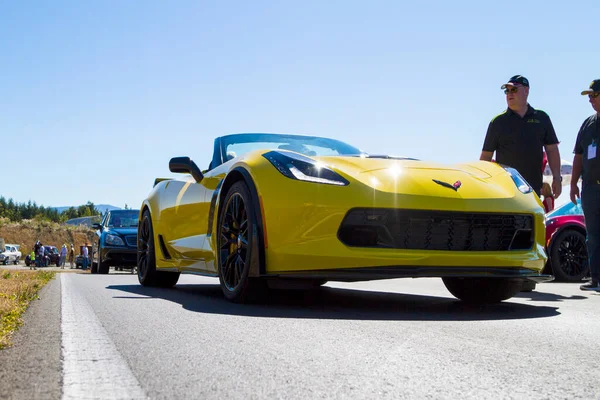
[433, 179, 462, 191]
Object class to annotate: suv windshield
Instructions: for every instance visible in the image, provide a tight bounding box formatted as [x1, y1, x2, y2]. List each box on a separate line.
[108, 210, 140, 228]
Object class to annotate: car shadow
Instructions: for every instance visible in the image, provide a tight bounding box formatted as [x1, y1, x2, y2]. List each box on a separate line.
[515, 290, 587, 302]
[106, 283, 560, 322]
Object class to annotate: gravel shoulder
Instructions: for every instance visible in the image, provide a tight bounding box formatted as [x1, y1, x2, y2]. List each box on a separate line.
[0, 277, 62, 400]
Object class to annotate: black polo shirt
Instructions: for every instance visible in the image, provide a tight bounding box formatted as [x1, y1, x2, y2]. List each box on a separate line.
[482, 104, 559, 194]
[573, 114, 600, 187]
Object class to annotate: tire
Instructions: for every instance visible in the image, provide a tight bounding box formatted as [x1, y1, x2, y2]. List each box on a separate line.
[137, 209, 180, 287]
[217, 181, 264, 303]
[98, 252, 109, 274]
[549, 229, 589, 282]
[14, 257, 19, 265]
[91, 261, 98, 274]
[442, 277, 523, 303]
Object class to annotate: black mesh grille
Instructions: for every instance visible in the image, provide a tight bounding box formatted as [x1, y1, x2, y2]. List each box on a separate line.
[124, 235, 137, 247]
[338, 208, 534, 251]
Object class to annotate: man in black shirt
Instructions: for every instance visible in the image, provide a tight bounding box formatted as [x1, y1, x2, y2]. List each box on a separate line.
[571, 79, 600, 291]
[480, 75, 563, 198]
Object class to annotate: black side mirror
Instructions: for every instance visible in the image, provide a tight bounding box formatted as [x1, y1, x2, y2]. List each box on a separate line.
[169, 156, 204, 183]
[92, 223, 102, 230]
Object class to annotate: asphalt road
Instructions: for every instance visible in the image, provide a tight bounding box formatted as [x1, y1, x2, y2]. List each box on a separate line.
[1, 271, 599, 400]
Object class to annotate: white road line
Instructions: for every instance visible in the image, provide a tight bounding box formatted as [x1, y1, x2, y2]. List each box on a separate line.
[61, 274, 148, 400]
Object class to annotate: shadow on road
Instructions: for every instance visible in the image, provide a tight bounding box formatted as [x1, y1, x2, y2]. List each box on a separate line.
[106, 283, 560, 321]
[515, 290, 587, 302]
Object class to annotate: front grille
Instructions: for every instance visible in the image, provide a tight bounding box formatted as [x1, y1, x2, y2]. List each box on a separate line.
[124, 235, 137, 247]
[338, 208, 534, 251]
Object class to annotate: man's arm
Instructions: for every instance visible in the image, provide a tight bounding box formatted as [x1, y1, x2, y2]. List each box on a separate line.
[545, 144, 561, 178]
[570, 154, 583, 204]
[480, 151, 494, 161]
[545, 143, 562, 198]
[480, 120, 497, 161]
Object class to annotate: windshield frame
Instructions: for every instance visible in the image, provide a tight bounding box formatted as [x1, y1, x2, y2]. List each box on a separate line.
[218, 133, 363, 166]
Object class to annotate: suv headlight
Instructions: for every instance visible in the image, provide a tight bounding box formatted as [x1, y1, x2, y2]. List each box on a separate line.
[503, 166, 533, 194]
[263, 151, 349, 186]
[105, 234, 125, 246]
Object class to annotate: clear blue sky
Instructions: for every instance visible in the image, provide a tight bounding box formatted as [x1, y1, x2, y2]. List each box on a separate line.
[2, 1, 598, 209]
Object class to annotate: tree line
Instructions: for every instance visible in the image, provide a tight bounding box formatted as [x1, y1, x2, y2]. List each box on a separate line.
[0, 197, 100, 223]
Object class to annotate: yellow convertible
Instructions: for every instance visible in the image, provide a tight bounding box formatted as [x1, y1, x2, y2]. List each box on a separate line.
[137, 133, 551, 303]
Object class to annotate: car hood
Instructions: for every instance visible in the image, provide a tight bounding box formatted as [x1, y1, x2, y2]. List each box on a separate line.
[314, 156, 519, 199]
[105, 227, 137, 236]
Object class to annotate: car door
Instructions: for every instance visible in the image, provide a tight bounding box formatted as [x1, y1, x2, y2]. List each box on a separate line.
[158, 178, 212, 271]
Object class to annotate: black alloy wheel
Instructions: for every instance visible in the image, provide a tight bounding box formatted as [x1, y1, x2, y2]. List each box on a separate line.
[217, 181, 264, 302]
[550, 229, 589, 282]
[137, 210, 154, 284]
[220, 192, 249, 292]
[137, 209, 180, 287]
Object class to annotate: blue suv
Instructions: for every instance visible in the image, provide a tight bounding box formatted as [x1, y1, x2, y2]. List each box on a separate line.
[92, 209, 140, 274]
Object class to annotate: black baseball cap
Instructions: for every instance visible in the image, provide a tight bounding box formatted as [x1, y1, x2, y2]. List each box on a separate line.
[501, 75, 530, 89]
[581, 79, 600, 95]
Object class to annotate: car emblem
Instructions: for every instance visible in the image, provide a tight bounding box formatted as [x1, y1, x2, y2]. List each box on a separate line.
[432, 179, 462, 191]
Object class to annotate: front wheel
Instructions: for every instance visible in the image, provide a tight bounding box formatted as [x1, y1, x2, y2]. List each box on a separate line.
[137, 209, 180, 288]
[442, 277, 523, 303]
[217, 181, 264, 303]
[550, 229, 589, 282]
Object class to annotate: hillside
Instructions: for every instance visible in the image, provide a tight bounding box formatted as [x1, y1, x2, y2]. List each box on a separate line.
[0, 218, 97, 255]
[52, 204, 122, 214]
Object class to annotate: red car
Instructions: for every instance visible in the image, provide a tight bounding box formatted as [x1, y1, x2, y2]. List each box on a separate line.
[544, 199, 589, 282]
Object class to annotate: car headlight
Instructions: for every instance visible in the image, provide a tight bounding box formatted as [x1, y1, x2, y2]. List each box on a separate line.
[503, 166, 533, 194]
[105, 234, 125, 246]
[263, 151, 349, 186]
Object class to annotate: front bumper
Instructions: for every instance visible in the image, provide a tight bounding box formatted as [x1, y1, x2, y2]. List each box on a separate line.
[246, 163, 547, 274]
[101, 247, 137, 266]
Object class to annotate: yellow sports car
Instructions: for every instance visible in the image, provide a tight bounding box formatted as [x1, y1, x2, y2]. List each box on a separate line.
[137, 133, 552, 303]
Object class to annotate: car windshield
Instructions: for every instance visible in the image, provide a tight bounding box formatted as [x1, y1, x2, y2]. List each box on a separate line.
[221, 133, 364, 160]
[547, 199, 583, 218]
[108, 210, 140, 227]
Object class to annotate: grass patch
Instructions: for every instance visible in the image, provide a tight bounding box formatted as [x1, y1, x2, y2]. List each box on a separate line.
[0, 270, 55, 349]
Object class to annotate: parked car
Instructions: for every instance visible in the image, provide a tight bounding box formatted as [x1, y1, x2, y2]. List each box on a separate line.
[75, 245, 94, 269]
[91, 209, 139, 274]
[25, 245, 60, 267]
[544, 199, 589, 282]
[136, 132, 552, 304]
[0, 244, 21, 265]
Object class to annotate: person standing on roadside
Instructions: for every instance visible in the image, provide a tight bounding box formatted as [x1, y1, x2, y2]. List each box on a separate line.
[59, 244, 67, 269]
[82, 243, 89, 270]
[69, 244, 75, 268]
[571, 79, 600, 291]
[480, 75, 563, 198]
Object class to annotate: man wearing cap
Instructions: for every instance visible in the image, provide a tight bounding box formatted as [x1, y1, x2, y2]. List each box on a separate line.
[480, 75, 563, 198]
[571, 79, 600, 291]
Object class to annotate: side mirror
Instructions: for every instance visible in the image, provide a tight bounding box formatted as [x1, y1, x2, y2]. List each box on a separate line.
[92, 223, 102, 230]
[169, 156, 204, 183]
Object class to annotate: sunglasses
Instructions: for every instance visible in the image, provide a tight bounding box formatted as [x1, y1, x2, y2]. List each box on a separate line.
[504, 87, 520, 94]
[589, 92, 600, 99]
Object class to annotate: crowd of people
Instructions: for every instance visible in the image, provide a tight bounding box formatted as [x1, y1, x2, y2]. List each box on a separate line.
[480, 76, 600, 291]
[28, 241, 91, 270]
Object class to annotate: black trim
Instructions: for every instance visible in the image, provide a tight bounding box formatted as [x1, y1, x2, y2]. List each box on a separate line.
[266, 266, 553, 283]
[157, 234, 172, 260]
[206, 180, 224, 237]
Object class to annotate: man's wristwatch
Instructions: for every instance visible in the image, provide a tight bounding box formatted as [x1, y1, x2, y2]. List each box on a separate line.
[553, 175, 563, 182]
